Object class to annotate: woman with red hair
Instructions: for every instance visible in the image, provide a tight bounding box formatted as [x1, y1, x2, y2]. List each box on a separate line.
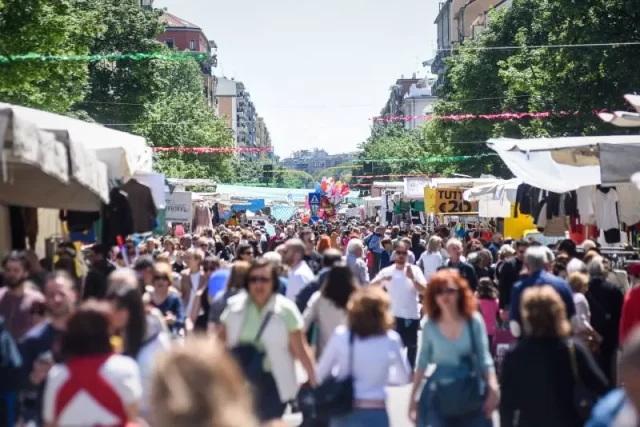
[316, 235, 331, 254]
[408, 270, 499, 427]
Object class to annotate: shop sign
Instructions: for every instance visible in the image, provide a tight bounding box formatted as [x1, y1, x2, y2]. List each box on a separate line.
[164, 191, 192, 223]
[404, 177, 432, 199]
[434, 188, 478, 214]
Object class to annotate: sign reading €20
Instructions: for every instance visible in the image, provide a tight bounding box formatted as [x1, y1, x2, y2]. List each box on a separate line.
[434, 188, 478, 214]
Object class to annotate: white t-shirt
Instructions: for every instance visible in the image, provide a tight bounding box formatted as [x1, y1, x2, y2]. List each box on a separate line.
[286, 261, 315, 300]
[374, 264, 426, 319]
[418, 251, 444, 281]
[185, 272, 201, 316]
[43, 354, 142, 426]
[594, 188, 619, 230]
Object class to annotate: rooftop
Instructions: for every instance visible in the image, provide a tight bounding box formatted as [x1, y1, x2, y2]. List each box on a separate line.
[160, 12, 201, 30]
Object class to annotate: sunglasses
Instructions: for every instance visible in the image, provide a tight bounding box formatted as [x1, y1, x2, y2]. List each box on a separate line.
[396, 251, 408, 255]
[243, 251, 254, 256]
[153, 274, 170, 281]
[248, 276, 270, 284]
[435, 288, 459, 296]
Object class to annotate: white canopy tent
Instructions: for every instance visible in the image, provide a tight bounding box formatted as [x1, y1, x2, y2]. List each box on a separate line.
[0, 102, 152, 178]
[487, 135, 640, 192]
[0, 106, 108, 211]
[463, 178, 522, 202]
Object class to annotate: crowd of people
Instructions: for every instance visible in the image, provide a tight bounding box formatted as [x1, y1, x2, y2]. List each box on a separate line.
[1, 220, 640, 426]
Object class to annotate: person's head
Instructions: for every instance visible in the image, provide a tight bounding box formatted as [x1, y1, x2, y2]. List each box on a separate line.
[153, 262, 175, 295]
[445, 238, 464, 262]
[478, 249, 492, 268]
[543, 247, 555, 270]
[381, 237, 392, 252]
[618, 328, 640, 412]
[394, 240, 411, 266]
[514, 240, 530, 262]
[180, 235, 192, 250]
[163, 238, 176, 254]
[520, 285, 571, 338]
[298, 228, 315, 252]
[87, 243, 109, 265]
[184, 248, 204, 271]
[477, 277, 497, 299]
[424, 270, 476, 320]
[492, 233, 503, 245]
[29, 300, 47, 327]
[391, 226, 399, 238]
[582, 239, 597, 253]
[203, 256, 220, 278]
[225, 261, 251, 292]
[347, 287, 394, 338]
[567, 272, 589, 294]
[235, 243, 254, 263]
[321, 264, 359, 307]
[587, 256, 607, 279]
[134, 256, 155, 286]
[498, 244, 515, 262]
[286, 225, 295, 238]
[552, 260, 568, 278]
[1, 250, 28, 289]
[557, 239, 577, 259]
[316, 235, 331, 253]
[243, 259, 280, 308]
[321, 249, 342, 269]
[583, 250, 600, 265]
[196, 238, 210, 253]
[150, 337, 258, 427]
[45, 271, 77, 321]
[523, 246, 548, 274]
[282, 238, 305, 267]
[426, 236, 442, 254]
[567, 258, 587, 275]
[106, 269, 147, 358]
[61, 300, 113, 357]
[346, 239, 364, 258]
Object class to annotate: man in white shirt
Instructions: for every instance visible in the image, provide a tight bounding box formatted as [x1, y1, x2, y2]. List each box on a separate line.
[371, 240, 426, 369]
[282, 238, 315, 301]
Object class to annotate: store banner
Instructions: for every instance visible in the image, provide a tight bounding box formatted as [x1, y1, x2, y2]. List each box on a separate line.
[424, 187, 436, 213]
[434, 188, 478, 214]
[164, 191, 192, 223]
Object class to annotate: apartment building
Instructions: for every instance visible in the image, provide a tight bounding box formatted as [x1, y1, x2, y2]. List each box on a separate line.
[281, 149, 358, 176]
[402, 74, 438, 130]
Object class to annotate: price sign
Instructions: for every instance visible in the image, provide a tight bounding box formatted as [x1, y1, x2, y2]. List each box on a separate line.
[435, 188, 478, 214]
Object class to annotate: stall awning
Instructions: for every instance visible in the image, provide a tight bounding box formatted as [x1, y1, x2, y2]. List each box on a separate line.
[0, 102, 151, 178]
[270, 205, 297, 222]
[463, 179, 522, 202]
[487, 136, 640, 192]
[0, 107, 107, 211]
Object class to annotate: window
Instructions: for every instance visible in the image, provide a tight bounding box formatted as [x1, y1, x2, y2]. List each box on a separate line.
[189, 40, 196, 51]
[165, 39, 175, 49]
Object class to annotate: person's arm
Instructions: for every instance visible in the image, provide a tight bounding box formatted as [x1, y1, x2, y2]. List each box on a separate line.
[302, 292, 320, 332]
[172, 295, 186, 330]
[289, 329, 317, 387]
[359, 261, 369, 285]
[315, 329, 340, 383]
[388, 332, 412, 386]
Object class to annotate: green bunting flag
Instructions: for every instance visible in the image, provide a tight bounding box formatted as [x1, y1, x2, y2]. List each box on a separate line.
[0, 52, 209, 64]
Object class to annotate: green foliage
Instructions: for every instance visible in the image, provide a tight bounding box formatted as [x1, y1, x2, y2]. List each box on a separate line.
[423, 0, 640, 177]
[0, 0, 103, 112]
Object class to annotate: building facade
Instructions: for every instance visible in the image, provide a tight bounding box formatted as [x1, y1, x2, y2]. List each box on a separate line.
[402, 74, 438, 130]
[380, 74, 421, 118]
[158, 12, 218, 109]
[431, 0, 504, 95]
[281, 149, 358, 176]
[256, 117, 273, 159]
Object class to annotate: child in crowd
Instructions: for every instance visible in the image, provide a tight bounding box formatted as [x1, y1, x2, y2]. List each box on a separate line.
[477, 277, 499, 348]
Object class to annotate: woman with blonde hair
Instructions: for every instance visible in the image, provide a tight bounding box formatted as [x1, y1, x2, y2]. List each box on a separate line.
[180, 248, 207, 332]
[150, 337, 258, 427]
[499, 286, 608, 427]
[417, 235, 444, 281]
[316, 286, 412, 426]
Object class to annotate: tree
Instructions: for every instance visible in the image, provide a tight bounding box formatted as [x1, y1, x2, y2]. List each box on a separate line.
[133, 58, 235, 182]
[423, 0, 640, 177]
[0, 0, 103, 113]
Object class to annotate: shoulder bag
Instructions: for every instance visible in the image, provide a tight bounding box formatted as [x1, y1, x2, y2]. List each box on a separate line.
[314, 332, 355, 417]
[435, 319, 486, 417]
[230, 311, 273, 384]
[567, 339, 598, 421]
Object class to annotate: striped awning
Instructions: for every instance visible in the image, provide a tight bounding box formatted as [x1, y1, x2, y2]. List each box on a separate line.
[270, 205, 297, 222]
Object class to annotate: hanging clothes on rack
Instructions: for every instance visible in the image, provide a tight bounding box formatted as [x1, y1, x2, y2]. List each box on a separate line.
[595, 186, 621, 244]
[120, 178, 158, 233]
[102, 188, 135, 246]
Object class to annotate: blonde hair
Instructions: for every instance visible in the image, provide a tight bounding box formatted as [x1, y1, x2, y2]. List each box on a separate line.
[226, 261, 251, 291]
[521, 285, 571, 338]
[567, 272, 589, 294]
[154, 262, 175, 287]
[186, 248, 204, 264]
[150, 337, 258, 427]
[427, 235, 442, 254]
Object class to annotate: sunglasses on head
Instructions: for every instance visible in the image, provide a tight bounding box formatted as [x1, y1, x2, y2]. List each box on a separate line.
[435, 288, 458, 296]
[248, 276, 270, 284]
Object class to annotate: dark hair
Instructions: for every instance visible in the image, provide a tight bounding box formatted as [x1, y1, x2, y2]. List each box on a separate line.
[235, 243, 253, 259]
[477, 278, 498, 299]
[322, 249, 343, 268]
[321, 264, 359, 309]
[557, 239, 577, 258]
[243, 258, 280, 294]
[29, 300, 47, 316]
[515, 240, 531, 249]
[2, 250, 27, 270]
[134, 256, 154, 271]
[91, 243, 109, 258]
[381, 237, 392, 246]
[61, 300, 113, 357]
[106, 276, 147, 359]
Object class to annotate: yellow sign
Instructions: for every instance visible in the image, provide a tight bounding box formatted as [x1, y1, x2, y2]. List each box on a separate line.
[424, 187, 436, 213]
[434, 188, 478, 214]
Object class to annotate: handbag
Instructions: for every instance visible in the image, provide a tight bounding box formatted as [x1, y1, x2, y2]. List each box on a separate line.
[314, 332, 355, 417]
[230, 311, 273, 384]
[434, 319, 486, 417]
[567, 339, 598, 421]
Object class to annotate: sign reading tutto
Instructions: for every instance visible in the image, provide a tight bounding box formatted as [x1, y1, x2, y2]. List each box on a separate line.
[435, 188, 478, 214]
[164, 191, 192, 223]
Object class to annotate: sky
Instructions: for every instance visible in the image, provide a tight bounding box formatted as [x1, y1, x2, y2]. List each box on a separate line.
[155, 0, 438, 158]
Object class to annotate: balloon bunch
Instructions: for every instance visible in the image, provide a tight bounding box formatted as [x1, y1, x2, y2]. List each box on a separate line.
[312, 177, 350, 220]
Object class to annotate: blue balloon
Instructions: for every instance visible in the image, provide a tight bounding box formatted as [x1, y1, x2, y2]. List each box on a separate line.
[314, 182, 321, 192]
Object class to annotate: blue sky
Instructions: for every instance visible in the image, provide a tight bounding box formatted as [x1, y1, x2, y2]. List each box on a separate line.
[155, 0, 438, 157]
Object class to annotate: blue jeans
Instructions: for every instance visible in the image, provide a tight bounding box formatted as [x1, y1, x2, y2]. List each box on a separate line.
[330, 408, 389, 427]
